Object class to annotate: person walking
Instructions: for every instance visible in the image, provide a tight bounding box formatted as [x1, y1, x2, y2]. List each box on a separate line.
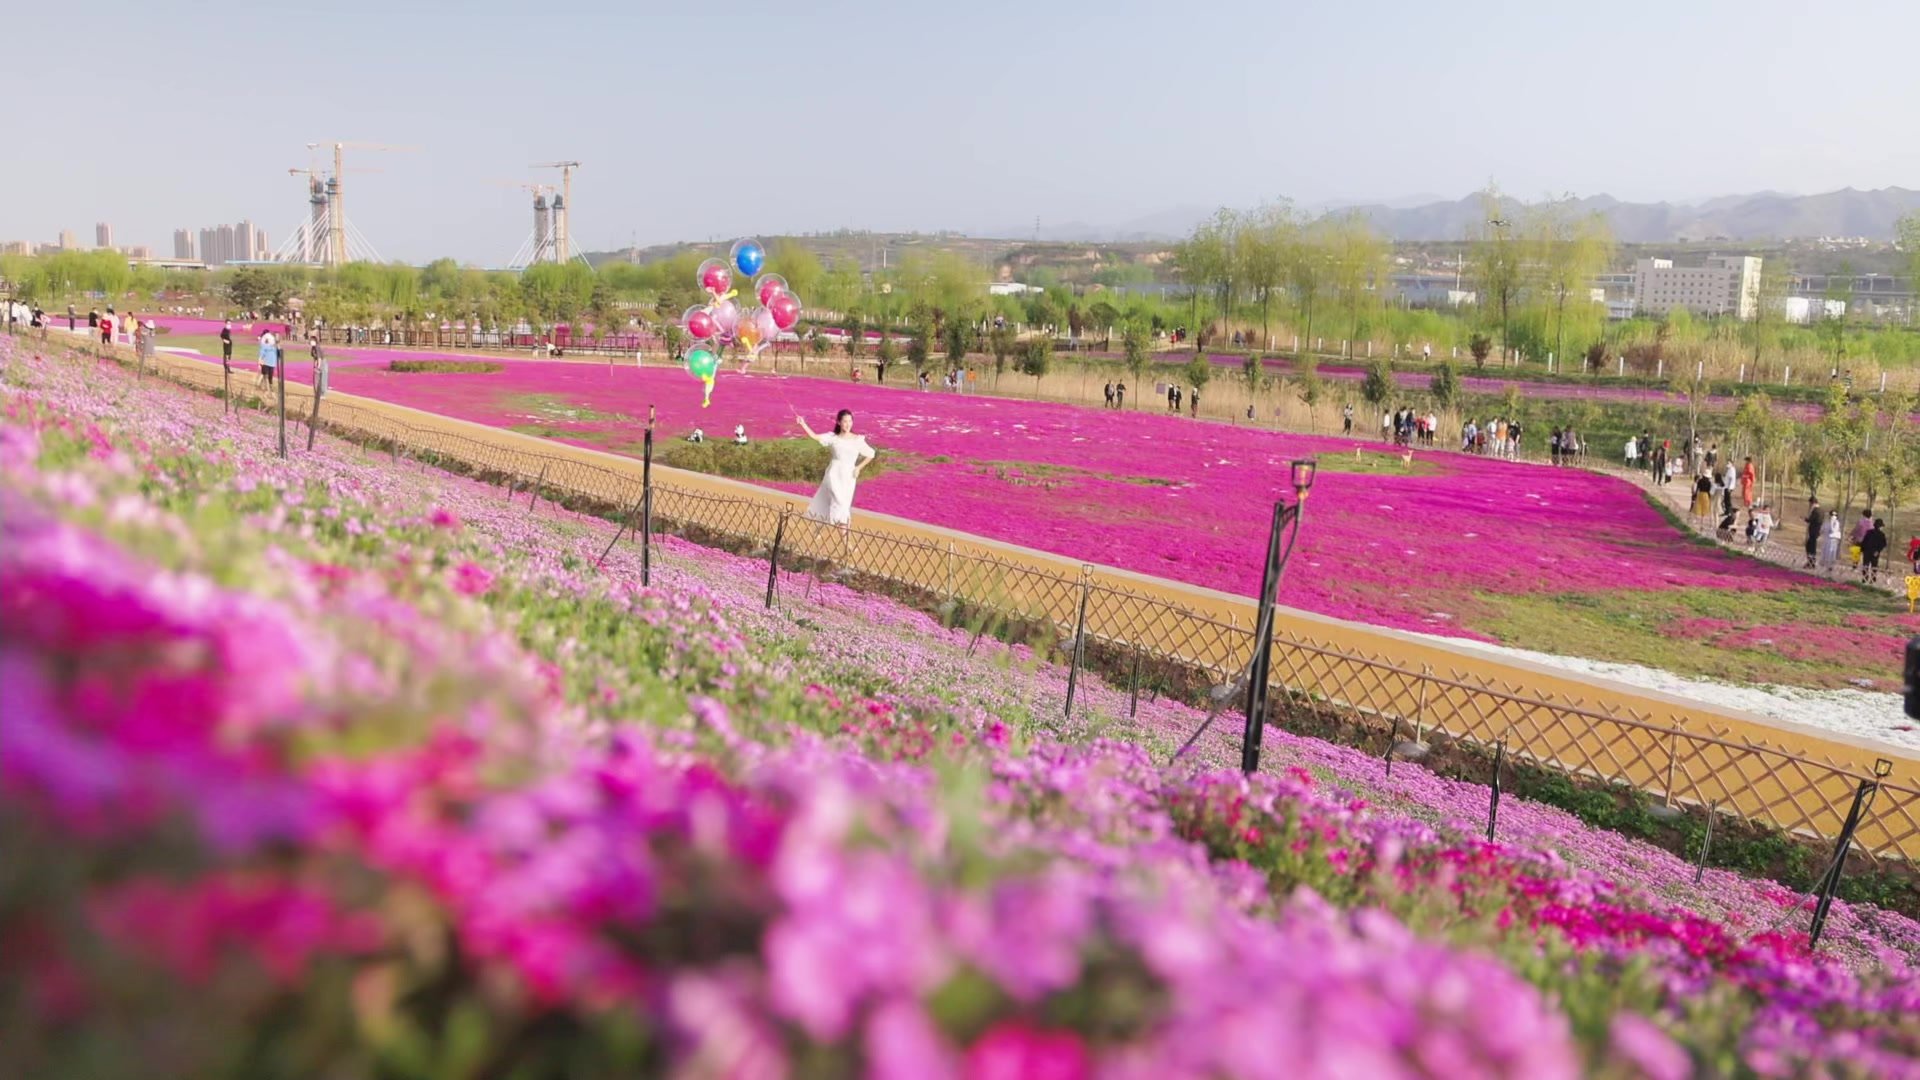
[1803, 498, 1825, 569]
[220, 320, 234, 372]
[1104, 382, 1114, 407]
[1342, 402, 1353, 434]
[796, 409, 876, 527]
[1114, 380, 1125, 407]
[1860, 518, 1887, 584]
[257, 329, 279, 387]
[1819, 511, 1842, 572]
[1692, 473, 1713, 519]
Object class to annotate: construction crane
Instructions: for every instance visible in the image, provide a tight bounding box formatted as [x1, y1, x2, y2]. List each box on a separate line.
[315, 141, 419, 265]
[530, 160, 580, 262]
[492, 181, 561, 270]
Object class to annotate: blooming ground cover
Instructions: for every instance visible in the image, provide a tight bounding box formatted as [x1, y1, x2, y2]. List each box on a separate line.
[157, 342, 1914, 695]
[7, 337, 1920, 1077]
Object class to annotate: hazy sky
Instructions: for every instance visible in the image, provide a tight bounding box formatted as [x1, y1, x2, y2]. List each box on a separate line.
[6, 0, 1916, 264]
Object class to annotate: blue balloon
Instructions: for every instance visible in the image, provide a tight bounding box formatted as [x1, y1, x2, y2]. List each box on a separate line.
[731, 239, 765, 278]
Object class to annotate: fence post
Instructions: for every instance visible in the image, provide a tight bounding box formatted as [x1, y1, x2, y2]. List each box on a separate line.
[945, 542, 956, 599]
[596, 493, 645, 569]
[1662, 728, 1681, 808]
[1783, 365, 1791, 386]
[1383, 714, 1401, 778]
[642, 406, 656, 586]
[1128, 650, 1142, 718]
[222, 362, 231, 414]
[1062, 566, 1092, 719]
[764, 510, 789, 608]
[1618, 356, 1624, 378]
[1486, 738, 1506, 841]
[528, 463, 548, 513]
[306, 362, 324, 452]
[1694, 800, 1718, 885]
[1809, 760, 1892, 948]
[276, 365, 288, 459]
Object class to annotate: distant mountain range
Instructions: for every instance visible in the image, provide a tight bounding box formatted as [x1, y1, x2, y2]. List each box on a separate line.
[991, 187, 1920, 244]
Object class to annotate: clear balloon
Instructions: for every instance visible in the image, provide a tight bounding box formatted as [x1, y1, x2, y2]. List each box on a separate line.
[753, 305, 778, 343]
[768, 291, 802, 331]
[711, 298, 741, 341]
[697, 258, 732, 298]
[736, 307, 764, 352]
[682, 304, 717, 340]
[754, 273, 788, 306]
[729, 238, 766, 278]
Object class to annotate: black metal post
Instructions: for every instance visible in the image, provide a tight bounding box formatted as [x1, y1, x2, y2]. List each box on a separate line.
[1486, 739, 1506, 841]
[1063, 574, 1091, 718]
[596, 493, 645, 569]
[1809, 770, 1885, 948]
[223, 362, 231, 415]
[1241, 500, 1300, 774]
[1694, 800, 1718, 885]
[1128, 651, 1142, 718]
[1383, 715, 1401, 778]
[528, 463, 548, 512]
[306, 363, 322, 452]
[641, 410, 655, 586]
[764, 511, 788, 608]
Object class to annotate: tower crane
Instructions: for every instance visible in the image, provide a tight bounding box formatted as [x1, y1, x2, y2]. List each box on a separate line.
[314, 141, 419, 265]
[530, 160, 581, 262]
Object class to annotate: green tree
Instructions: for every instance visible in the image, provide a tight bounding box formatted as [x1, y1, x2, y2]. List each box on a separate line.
[843, 313, 865, 361]
[1295, 354, 1324, 429]
[943, 319, 973, 367]
[1182, 355, 1212, 400]
[1897, 212, 1920, 327]
[906, 320, 933, 375]
[807, 327, 831, 363]
[1360, 358, 1395, 417]
[987, 325, 1016, 380]
[1287, 221, 1327, 352]
[1240, 202, 1295, 347]
[1323, 211, 1388, 359]
[661, 322, 686, 362]
[874, 332, 898, 382]
[1430, 359, 1460, 413]
[1468, 333, 1492, 369]
[1120, 318, 1150, 402]
[1470, 186, 1523, 364]
[1524, 196, 1613, 370]
[1020, 337, 1053, 391]
[226, 267, 290, 316]
[1746, 254, 1793, 369]
[1242, 352, 1263, 396]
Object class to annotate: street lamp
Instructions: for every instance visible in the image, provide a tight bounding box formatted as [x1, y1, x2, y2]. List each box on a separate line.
[1488, 218, 1512, 366]
[1241, 458, 1318, 773]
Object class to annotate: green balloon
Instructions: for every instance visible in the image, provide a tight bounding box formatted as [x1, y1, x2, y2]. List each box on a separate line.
[686, 347, 719, 380]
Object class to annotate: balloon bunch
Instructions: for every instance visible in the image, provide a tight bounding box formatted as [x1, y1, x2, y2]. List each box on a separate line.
[680, 238, 804, 407]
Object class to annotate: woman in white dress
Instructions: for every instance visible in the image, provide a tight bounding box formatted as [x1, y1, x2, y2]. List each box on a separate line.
[796, 409, 876, 526]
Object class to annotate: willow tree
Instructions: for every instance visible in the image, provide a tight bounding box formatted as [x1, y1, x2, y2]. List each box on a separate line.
[1322, 211, 1388, 360]
[1469, 185, 1524, 364]
[1524, 196, 1613, 370]
[1177, 208, 1241, 337]
[1239, 202, 1295, 348]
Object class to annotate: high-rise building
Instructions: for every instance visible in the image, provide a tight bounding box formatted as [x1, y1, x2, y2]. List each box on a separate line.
[128, 246, 152, 260]
[1, 240, 31, 256]
[198, 227, 217, 266]
[1633, 255, 1764, 320]
[214, 224, 236, 266]
[59, 229, 77, 250]
[256, 229, 270, 261]
[234, 220, 257, 264]
[96, 222, 113, 248]
[174, 229, 196, 259]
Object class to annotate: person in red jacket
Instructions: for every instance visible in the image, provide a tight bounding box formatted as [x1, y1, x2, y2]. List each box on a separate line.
[1908, 533, 1920, 575]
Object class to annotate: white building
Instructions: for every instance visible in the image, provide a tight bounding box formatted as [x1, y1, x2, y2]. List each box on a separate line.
[1633, 255, 1763, 319]
[1781, 297, 1846, 325]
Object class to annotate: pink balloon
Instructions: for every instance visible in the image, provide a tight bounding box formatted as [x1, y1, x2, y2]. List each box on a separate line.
[712, 298, 741, 336]
[754, 306, 778, 342]
[768, 292, 802, 331]
[755, 273, 788, 306]
[698, 258, 731, 297]
[683, 305, 717, 340]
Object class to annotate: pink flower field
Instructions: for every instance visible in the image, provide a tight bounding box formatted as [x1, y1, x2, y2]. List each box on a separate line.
[176, 347, 1914, 691]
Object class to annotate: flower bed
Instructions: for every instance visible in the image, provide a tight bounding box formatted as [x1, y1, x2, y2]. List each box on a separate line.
[5, 339, 1920, 1076]
[167, 350, 1908, 693]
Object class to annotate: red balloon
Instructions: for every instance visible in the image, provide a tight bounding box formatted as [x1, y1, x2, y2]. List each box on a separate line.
[700, 263, 731, 296]
[686, 309, 717, 339]
[768, 292, 802, 331]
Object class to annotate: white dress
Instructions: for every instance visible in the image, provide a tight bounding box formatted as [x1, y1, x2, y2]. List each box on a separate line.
[805, 432, 875, 526]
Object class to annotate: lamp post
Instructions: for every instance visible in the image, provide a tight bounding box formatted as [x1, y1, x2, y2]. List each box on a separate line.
[1488, 218, 1512, 366]
[1241, 458, 1317, 774]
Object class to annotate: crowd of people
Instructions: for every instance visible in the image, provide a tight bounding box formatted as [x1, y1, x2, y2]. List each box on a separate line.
[1458, 416, 1523, 458]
